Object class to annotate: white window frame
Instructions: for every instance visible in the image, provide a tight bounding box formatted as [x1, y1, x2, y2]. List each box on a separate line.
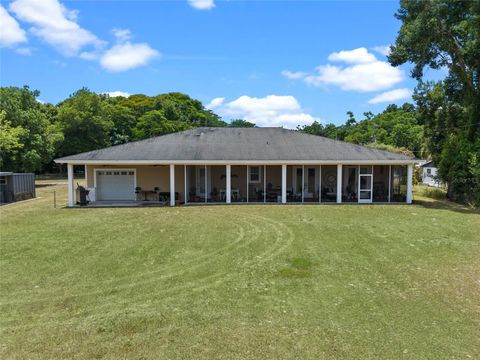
[358, 165, 373, 203]
[249, 166, 261, 183]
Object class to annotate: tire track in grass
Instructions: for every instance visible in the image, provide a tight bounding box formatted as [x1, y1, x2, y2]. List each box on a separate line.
[0, 211, 295, 330]
[1, 210, 277, 303]
[72, 212, 294, 324]
[1, 216, 253, 303]
[0, 213, 263, 329]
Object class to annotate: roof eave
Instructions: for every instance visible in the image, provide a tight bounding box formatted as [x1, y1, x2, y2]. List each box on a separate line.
[54, 159, 417, 165]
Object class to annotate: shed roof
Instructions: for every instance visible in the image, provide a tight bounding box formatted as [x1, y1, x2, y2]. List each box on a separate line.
[421, 160, 436, 168]
[56, 127, 414, 163]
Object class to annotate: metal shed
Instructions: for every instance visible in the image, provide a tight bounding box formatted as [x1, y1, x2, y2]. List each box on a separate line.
[0, 172, 36, 204]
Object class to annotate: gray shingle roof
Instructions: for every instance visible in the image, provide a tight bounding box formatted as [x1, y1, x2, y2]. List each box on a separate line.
[55, 127, 414, 162]
[421, 160, 436, 168]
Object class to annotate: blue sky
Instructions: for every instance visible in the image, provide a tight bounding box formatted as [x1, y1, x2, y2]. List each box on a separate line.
[1, 0, 435, 127]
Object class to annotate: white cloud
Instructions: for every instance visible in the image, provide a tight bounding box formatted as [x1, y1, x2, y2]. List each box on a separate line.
[9, 0, 103, 56]
[286, 47, 404, 93]
[79, 51, 99, 61]
[206, 97, 225, 109]
[100, 42, 160, 72]
[208, 95, 319, 129]
[0, 5, 27, 47]
[6, 1, 159, 72]
[15, 47, 32, 55]
[281, 70, 307, 80]
[367, 88, 412, 104]
[304, 61, 404, 92]
[112, 28, 132, 43]
[103, 91, 131, 98]
[372, 45, 391, 57]
[327, 47, 376, 64]
[188, 0, 215, 10]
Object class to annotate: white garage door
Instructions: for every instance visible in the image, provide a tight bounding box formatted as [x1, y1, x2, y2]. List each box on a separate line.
[96, 170, 135, 201]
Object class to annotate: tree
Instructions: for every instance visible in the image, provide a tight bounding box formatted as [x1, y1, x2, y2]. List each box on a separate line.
[389, 0, 480, 205]
[109, 105, 137, 145]
[133, 110, 191, 140]
[56, 89, 113, 156]
[229, 119, 256, 128]
[0, 86, 63, 172]
[0, 111, 27, 170]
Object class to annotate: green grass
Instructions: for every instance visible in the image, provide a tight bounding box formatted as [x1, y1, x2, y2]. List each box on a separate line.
[1, 183, 479, 359]
[415, 184, 448, 201]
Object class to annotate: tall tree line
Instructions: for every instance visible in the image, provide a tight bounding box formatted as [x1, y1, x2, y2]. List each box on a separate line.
[0, 87, 245, 173]
[297, 103, 424, 158]
[389, 0, 480, 205]
[1, 85, 425, 176]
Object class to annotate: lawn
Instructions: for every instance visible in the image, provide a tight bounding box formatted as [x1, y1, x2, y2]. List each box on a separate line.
[1, 182, 479, 359]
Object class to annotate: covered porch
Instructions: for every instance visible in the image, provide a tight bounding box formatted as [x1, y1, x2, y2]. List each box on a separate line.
[66, 162, 414, 207]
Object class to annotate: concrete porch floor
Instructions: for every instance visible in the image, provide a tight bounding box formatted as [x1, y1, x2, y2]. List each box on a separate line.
[76, 200, 168, 207]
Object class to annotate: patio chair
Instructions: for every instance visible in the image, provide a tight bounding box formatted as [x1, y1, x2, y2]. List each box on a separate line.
[135, 187, 142, 201]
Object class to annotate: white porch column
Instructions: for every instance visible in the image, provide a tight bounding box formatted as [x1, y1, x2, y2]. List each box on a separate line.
[406, 164, 413, 204]
[226, 164, 231, 204]
[281, 164, 287, 204]
[67, 163, 74, 207]
[184, 165, 187, 204]
[169, 164, 175, 206]
[336, 164, 342, 204]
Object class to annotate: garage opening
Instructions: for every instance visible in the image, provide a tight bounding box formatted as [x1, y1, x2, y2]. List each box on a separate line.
[95, 170, 135, 201]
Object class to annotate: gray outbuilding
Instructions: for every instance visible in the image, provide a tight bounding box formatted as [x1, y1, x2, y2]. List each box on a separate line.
[0, 172, 36, 204]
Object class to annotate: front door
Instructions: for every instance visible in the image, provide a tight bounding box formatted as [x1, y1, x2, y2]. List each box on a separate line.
[358, 166, 373, 203]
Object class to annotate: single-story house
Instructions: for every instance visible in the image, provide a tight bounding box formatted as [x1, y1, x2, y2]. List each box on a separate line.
[420, 160, 441, 187]
[0, 172, 36, 204]
[55, 127, 416, 207]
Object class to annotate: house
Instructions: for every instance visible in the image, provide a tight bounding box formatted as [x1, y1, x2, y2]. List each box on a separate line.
[0, 172, 36, 204]
[55, 127, 416, 207]
[420, 160, 441, 187]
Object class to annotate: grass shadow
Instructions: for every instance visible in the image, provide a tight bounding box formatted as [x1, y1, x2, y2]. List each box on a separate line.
[414, 198, 479, 215]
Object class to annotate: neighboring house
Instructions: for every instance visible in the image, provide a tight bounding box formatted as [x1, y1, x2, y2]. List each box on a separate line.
[420, 160, 441, 187]
[0, 172, 36, 204]
[55, 127, 416, 207]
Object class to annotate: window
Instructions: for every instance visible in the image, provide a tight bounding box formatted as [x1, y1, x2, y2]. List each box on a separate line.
[0, 176, 7, 185]
[427, 168, 431, 175]
[296, 168, 302, 193]
[249, 166, 260, 183]
[307, 168, 315, 193]
[199, 167, 206, 194]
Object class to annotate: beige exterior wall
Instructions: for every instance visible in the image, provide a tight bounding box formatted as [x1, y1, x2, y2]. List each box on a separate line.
[86, 164, 187, 202]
